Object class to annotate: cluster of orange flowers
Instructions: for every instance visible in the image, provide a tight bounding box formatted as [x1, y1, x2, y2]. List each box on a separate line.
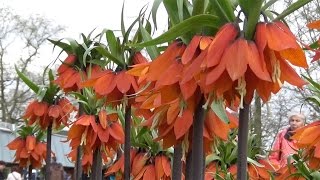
[23, 98, 76, 129]
[205, 159, 276, 180]
[106, 149, 172, 180]
[67, 110, 124, 172]
[7, 135, 47, 168]
[181, 21, 307, 105]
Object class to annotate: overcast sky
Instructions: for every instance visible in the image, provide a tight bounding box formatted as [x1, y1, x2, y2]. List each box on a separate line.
[3, 0, 165, 37]
[1, 0, 167, 69]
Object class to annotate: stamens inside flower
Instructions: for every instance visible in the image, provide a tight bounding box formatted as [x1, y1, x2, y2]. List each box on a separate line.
[235, 76, 246, 109]
[269, 51, 283, 87]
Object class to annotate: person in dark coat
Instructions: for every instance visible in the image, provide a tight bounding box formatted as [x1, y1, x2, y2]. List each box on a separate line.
[0, 161, 6, 180]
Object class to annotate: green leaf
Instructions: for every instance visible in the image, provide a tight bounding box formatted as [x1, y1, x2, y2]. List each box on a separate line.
[36, 86, 47, 102]
[210, 100, 229, 123]
[238, 0, 249, 15]
[244, 0, 263, 39]
[105, 30, 120, 58]
[65, 38, 79, 53]
[261, 0, 278, 11]
[123, 16, 140, 45]
[247, 157, 264, 168]
[47, 38, 72, 53]
[136, 127, 149, 139]
[48, 69, 54, 82]
[311, 171, 320, 179]
[192, 0, 206, 16]
[121, 2, 126, 37]
[305, 96, 320, 106]
[88, 59, 110, 67]
[15, 66, 40, 94]
[308, 40, 320, 49]
[303, 75, 320, 90]
[205, 154, 221, 165]
[139, 20, 160, 60]
[151, 0, 163, 30]
[208, 0, 235, 22]
[163, 0, 181, 25]
[129, 14, 220, 47]
[88, 46, 123, 66]
[177, 0, 184, 22]
[275, 0, 312, 21]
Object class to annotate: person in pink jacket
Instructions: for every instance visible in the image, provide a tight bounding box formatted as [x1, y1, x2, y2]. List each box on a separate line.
[269, 113, 306, 168]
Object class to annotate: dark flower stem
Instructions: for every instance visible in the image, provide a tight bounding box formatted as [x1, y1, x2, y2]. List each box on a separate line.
[124, 105, 131, 180]
[172, 143, 182, 180]
[45, 123, 52, 180]
[75, 104, 84, 180]
[185, 151, 193, 180]
[28, 165, 32, 180]
[90, 149, 102, 180]
[237, 103, 250, 180]
[191, 97, 206, 180]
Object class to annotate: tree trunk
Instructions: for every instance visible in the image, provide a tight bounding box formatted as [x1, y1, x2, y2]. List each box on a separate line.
[0, 50, 6, 122]
[124, 105, 131, 180]
[172, 143, 182, 180]
[91, 149, 102, 180]
[237, 103, 250, 180]
[45, 123, 52, 180]
[253, 93, 262, 148]
[191, 97, 206, 180]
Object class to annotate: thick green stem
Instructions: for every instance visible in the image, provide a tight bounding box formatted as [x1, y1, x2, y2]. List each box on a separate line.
[172, 143, 183, 180]
[124, 105, 131, 180]
[244, 0, 263, 40]
[45, 123, 52, 180]
[236, 103, 250, 180]
[191, 97, 206, 180]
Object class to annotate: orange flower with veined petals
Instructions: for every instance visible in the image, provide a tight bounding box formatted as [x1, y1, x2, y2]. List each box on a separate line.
[292, 120, 320, 158]
[54, 54, 103, 92]
[67, 110, 124, 173]
[7, 136, 47, 168]
[253, 21, 308, 101]
[23, 98, 75, 129]
[106, 151, 172, 180]
[81, 69, 138, 105]
[204, 109, 238, 141]
[306, 20, 320, 62]
[202, 23, 239, 68]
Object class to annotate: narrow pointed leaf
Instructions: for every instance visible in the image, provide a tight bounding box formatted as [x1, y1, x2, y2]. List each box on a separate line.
[130, 14, 219, 47]
[210, 100, 229, 123]
[151, 0, 163, 30]
[275, 0, 312, 20]
[261, 0, 278, 11]
[192, 0, 206, 15]
[121, 2, 126, 37]
[163, 0, 181, 25]
[106, 30, 120, 59]
[47, 38, 72, 53]
[208, 0, 235, 22]
[15, 66, 40, 94]
[305, 96, 320, 106]
[178, 0, 184, 22]
[139, 20, 160, 60]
